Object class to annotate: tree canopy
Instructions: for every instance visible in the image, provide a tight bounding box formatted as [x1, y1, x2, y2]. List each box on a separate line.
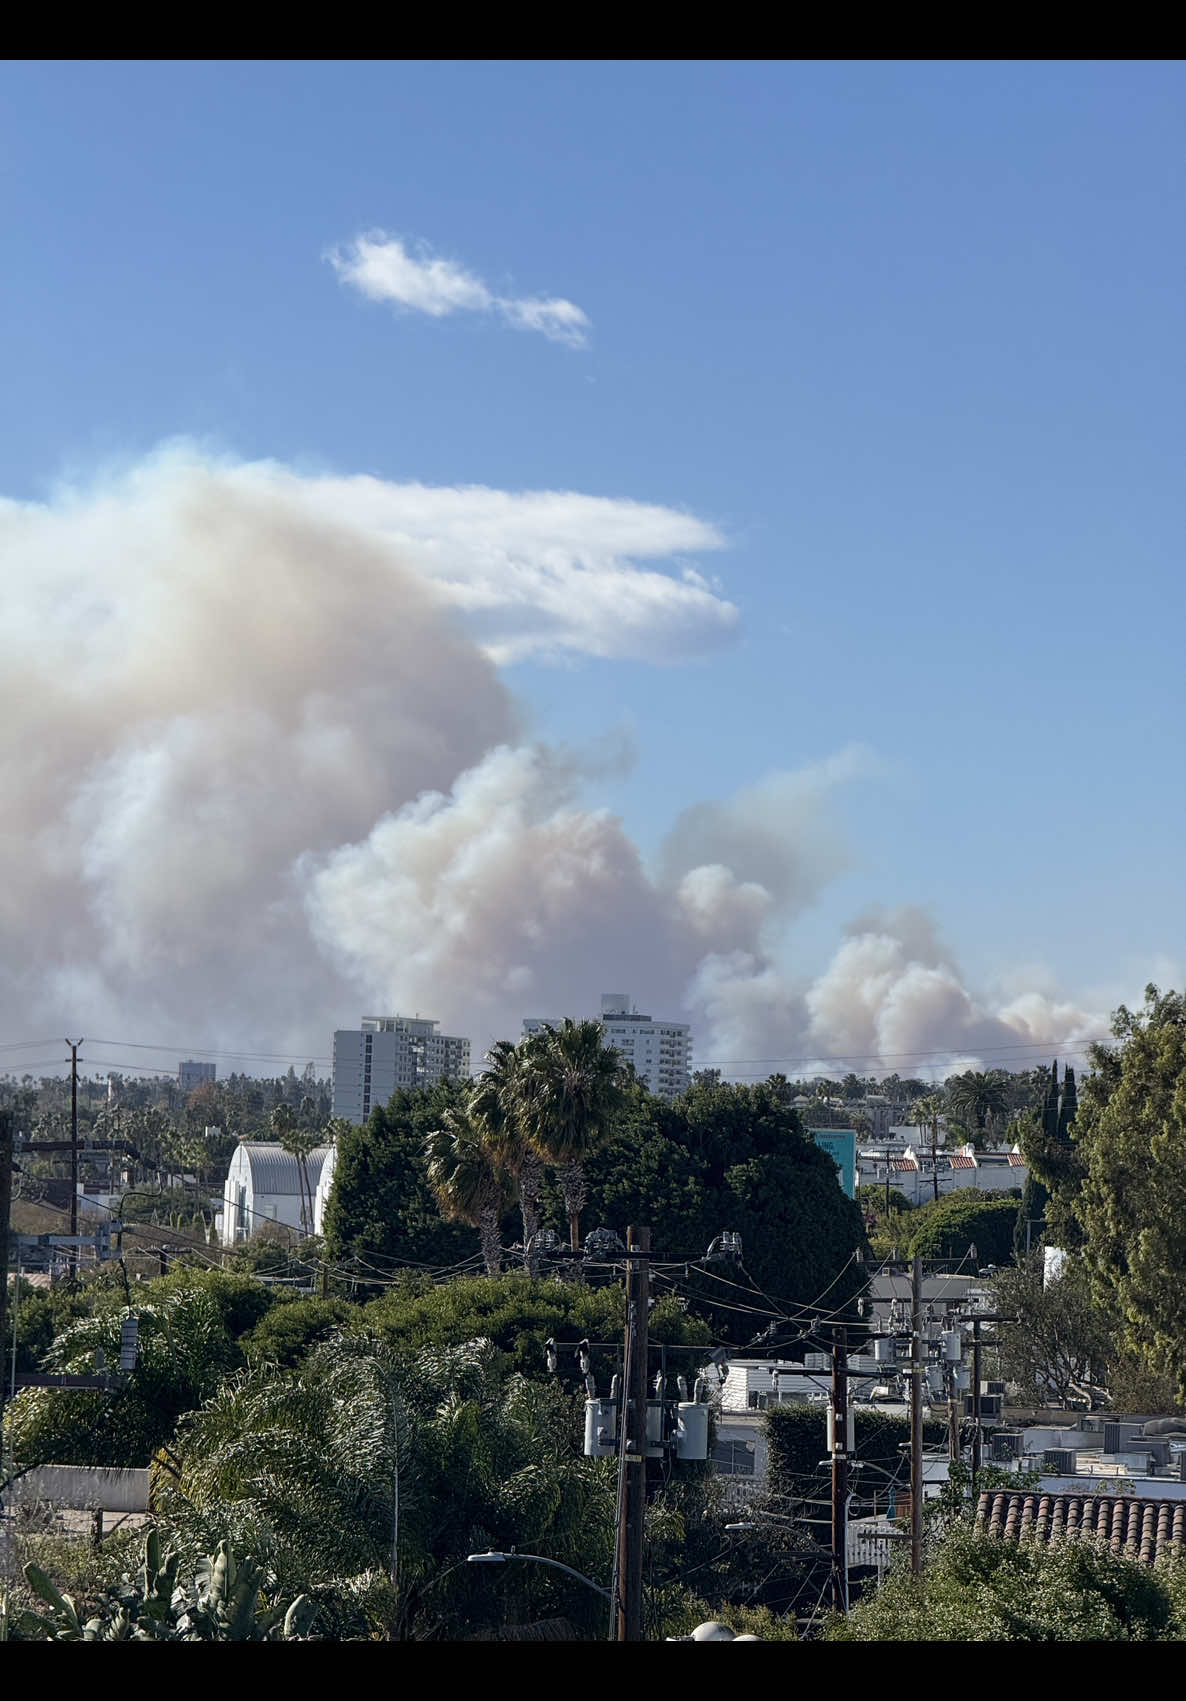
[1072, 986, 1186, 1400]
[906, 1189, 1020, 1267]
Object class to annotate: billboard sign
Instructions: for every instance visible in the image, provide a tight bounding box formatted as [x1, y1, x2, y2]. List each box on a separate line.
[807, 1129, 857, 1199]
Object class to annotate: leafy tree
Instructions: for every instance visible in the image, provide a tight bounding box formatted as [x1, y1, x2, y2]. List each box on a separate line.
[160, 1334, 619, 1640]
[10, 1280, 95, 1373]
[767, 1404, 945, 1503]
[322, 1083, 478, 1278]
[1013, 1169, 1051, 1263]
[990, 1254, 1113, 1408]
[517, 1019, 626, 1250]
[1016, 1060, 1082, 1251]
[240, 1298, 357, 1368]
[1073, 987, 1186, 1400]
[6, 1288, 242, 1469]
[574, 1084, 712, 1255]
[576, 1080, 865, 1341]
[908, 1189, 1020, 1267]
[829, 1520, 1177, 1640]
[361, 1274, 708, 1382]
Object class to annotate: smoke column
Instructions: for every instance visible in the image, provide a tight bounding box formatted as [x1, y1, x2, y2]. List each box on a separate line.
[1, 446, 1101, 1073]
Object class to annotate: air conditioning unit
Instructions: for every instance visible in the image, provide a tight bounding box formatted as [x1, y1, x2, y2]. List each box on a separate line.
[992, 1432, 1023, 1460]
[1147, 1441, 1171, 1468]
[978, 1394, 1003, 1420]
[1104, 1422, 1141, 1456]
[1042, 1449, 1077, 1473]
[985, 1381, 1006, 1398]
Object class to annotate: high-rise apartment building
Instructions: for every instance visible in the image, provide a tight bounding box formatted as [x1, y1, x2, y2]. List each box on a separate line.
[522, 993, 692, 1100]
[179, 1059, 216, 1094]
[332, 1016, 471, 1126]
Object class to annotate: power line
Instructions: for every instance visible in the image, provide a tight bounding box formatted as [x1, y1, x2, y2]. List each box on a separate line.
[88, 1039, 333, 1065]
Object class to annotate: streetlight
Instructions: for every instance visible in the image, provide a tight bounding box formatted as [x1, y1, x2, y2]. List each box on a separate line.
[466, 1551, 611, 1600]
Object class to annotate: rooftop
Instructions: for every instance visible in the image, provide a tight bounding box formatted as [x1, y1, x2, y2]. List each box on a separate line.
[976, 1490, 1186, 1565]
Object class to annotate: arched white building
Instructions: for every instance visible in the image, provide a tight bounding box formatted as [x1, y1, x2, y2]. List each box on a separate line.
[220, 1143, 331, 1246]
[313, 1141, 338, 1238]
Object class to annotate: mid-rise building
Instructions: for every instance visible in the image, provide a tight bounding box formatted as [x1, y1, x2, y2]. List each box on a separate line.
[179, 1059, 216, 1094]
[332, 1016, 471, 1126]
[522, 993, 692, 1100]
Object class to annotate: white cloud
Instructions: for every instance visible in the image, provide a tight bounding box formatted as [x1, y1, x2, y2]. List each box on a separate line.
[214, 456, 736, 664]
[327, 232, 592, 348]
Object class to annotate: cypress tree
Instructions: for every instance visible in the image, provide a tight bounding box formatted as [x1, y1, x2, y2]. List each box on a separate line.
[1014, 1062, 1080, 1261]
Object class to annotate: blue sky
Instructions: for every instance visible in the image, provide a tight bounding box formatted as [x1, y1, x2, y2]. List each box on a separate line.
[2, 61, 1183, 1072]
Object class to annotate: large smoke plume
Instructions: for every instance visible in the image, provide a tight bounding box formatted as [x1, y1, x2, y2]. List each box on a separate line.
[3, 447, 1102, 1075]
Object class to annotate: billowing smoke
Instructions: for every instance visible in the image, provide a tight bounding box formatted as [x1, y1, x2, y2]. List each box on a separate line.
[2, 446, 1102, 1075]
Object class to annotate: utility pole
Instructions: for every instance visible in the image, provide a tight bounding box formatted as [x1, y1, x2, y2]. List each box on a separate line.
[830, 1324, 849, 1614]
[910, 1252, 923, 1575]
[948, 1359, 961, 1466]
[615, 1225, 650, 1643]
[0, 1108, 12, 1426]
[67, 1038, 83, 1273]
[971, 1318, 982, 1498]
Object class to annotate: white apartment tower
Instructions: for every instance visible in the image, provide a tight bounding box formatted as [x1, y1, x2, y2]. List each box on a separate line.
[522, 994, 692, 1100]
[332, 1016, 471, 1126]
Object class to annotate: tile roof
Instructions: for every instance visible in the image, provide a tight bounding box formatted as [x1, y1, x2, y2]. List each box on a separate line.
[948, 1154, 978, 1169]
[890, 1156, 919, 1171]
[975, 1491, 1186, 1565]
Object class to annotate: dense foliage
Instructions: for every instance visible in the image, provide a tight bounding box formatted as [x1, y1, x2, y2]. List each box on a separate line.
[323, 1082, 479, 1272]
[906, 1189, 1021, 1266]
[766, 1403, 945, 1506]
[326, 1075, 865, 1342]
[829, 1521, 1186, 1641]
[1072, 988, 1186, 1402]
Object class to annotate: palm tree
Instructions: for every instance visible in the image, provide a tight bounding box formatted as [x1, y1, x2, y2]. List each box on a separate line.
[272, 1103, 317, 1235]
[945, 1071, 1010, 1144]
[911, 1092, 946, 1202]
[164, 1334, 615, 1641]
[425, 1108, 512, 1276]
[517, 1020, 626, 1252]
[470, 1040, 545, 1272]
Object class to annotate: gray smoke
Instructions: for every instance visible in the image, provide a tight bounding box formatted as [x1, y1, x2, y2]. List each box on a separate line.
[2, 447, 1102, 1074]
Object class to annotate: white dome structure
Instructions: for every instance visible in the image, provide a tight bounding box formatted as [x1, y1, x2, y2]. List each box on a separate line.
[313, 1140, 339, 1237]
[220, 1143, 330, 1246]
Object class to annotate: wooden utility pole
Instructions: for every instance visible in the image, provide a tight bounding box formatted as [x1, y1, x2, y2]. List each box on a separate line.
[948, 1364, 961, 1466]
[971, 1318, 982, 1498]
[615, 1225, 650, 1643]
[910, 1252, 923, 1575]
[66, 1039, 83, 1273]
[831, 1324, 849, 1614]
